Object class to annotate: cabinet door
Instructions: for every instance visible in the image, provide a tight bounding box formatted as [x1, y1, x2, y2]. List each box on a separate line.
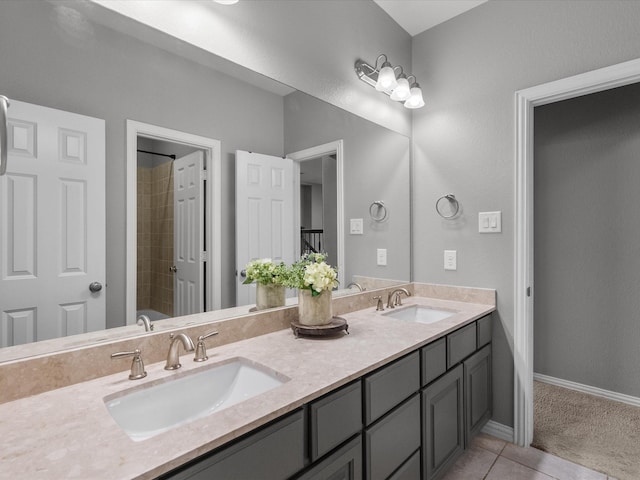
[296, 435, 362, 480]
[160, 409, 305, 480]
[464, 344, 492, 445]
[422, 365, 464, 480]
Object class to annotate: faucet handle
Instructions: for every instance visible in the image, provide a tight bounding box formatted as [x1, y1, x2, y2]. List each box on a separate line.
[373, 296, 384, 311]
[194, 330, 219, 362]
[111, 348, 147, 380]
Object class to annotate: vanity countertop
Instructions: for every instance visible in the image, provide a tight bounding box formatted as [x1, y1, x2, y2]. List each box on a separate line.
[0, 295, 494, 480]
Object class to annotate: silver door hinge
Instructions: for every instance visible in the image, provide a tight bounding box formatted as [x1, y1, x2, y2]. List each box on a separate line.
[200, 251, 209, 262]
[200, 170, 207, 181]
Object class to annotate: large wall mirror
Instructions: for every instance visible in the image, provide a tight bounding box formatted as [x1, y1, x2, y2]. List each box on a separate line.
[0, 0, 410, 362]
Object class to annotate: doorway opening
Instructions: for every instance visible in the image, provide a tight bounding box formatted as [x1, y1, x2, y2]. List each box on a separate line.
[514, 58, 640, 447]
[126, 120, 221, 325]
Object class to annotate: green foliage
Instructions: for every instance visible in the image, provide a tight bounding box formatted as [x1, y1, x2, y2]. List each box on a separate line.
[242, 258, 288, 286]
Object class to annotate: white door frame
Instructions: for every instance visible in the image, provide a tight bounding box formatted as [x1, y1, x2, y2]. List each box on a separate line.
[126, 120, 221, 324]
[514, 57, 640, 446]
[287, 140, 344, 287]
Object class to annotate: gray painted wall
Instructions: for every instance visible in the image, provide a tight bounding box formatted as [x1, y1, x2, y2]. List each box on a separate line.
[284, 91, 411, 283]
[109, 0, 413, 137]
[411, 0, 640, 427]
[533, 82, 640, 397]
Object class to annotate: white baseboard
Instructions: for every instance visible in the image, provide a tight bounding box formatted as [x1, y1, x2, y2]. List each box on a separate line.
[534, 373, 640, 408]
[481, 420, 514, 443]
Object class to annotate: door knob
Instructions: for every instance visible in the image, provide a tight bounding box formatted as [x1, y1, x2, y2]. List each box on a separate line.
[240, 269, 247, 278]
[89, 281, 103, 293]
[169, 265, 177, 273]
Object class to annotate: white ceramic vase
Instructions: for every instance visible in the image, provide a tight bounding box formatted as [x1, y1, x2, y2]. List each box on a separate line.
[297, 289, 333, 326]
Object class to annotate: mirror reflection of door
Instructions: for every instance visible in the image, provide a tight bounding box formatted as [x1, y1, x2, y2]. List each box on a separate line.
[0, 100, 106, 347]
[136, 138, 204, 320]
[235, 150, 295, 306]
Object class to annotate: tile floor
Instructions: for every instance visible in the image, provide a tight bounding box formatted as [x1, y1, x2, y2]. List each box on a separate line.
[442, 434, 617, 480]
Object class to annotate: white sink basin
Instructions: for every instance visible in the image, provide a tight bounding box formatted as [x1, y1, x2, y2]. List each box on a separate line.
[104, 357, 289, 441]
[383, 305, 456, 324]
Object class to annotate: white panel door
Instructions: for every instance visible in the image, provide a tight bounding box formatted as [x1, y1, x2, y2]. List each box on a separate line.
[173, 151, 203, 316]
[236, 151, 295, 306]
[0, 100, 105, 347]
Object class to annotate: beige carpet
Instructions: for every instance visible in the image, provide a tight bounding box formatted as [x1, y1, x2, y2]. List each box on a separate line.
[533, 380, 640, 480]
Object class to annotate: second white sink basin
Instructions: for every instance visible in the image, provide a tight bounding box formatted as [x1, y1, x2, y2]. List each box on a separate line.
[384, 305, 456, 324]
[104, 357, 289, 441]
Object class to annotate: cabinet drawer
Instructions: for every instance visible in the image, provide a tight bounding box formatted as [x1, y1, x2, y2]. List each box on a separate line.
[388, 449, 420, 480]
[296, 435, 362, 480]
[365, 394, 421, 480]
[447, 322, 477, 368]
[477, 314, 492, 348]
[421, 338, 446, 386]
[364, 351, 419, 425]
[310, 381, 362, 461]
[163, 409, 305, 480]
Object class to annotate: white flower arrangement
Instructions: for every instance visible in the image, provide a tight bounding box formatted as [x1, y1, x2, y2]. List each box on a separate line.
[283, 253, 339, 296]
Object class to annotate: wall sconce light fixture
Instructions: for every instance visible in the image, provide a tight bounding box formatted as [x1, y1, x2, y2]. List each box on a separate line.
[355, 54, 425, 109]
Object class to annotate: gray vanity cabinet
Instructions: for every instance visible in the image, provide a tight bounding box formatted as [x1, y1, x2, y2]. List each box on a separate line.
[161, 408, 305, 480]
[422, 365, 465, 480]
[159, 314, 493, 480]
[464, 344, 492, 445]
[422, 314, 493, 480]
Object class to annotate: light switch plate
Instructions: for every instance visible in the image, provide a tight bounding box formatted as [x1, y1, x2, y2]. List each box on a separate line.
[479, 211, 502, 233]
[444, 250, 457, 271]
[377, 248, 387, 266]
[350, 218, 363, 235]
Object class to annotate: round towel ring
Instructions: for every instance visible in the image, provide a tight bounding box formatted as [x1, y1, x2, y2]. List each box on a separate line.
[369, 200, 388, 222]
[435, 194, 460, 219]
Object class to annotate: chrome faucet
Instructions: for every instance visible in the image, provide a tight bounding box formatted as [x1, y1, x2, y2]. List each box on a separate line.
[346, 282, 365, 292]
[165, 333, 195, 370]
[137, 314, 154, 332]
[387, 288, 411, 308]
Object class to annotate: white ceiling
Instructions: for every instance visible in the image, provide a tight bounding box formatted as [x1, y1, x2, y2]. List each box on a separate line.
[373, 0, 488, 37]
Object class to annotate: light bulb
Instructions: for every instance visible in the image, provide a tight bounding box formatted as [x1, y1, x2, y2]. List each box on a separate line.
[375, 62, 398, 92]
[390, 75, 410, 101]
[405, 84, 425, 109]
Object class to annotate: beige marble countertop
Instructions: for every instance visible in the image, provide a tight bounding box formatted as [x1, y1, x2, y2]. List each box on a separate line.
[0, 294, 494, 480]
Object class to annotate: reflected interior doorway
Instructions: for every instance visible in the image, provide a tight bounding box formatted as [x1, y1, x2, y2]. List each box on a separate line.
[136, 138, 202, 320]
[126, 120, 222, 325]
[289, 140, 344, 287]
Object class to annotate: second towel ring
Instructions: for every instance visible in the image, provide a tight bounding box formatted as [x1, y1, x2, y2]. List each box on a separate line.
[435, 194, 460, 219]
[369, 200, 388, 222]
